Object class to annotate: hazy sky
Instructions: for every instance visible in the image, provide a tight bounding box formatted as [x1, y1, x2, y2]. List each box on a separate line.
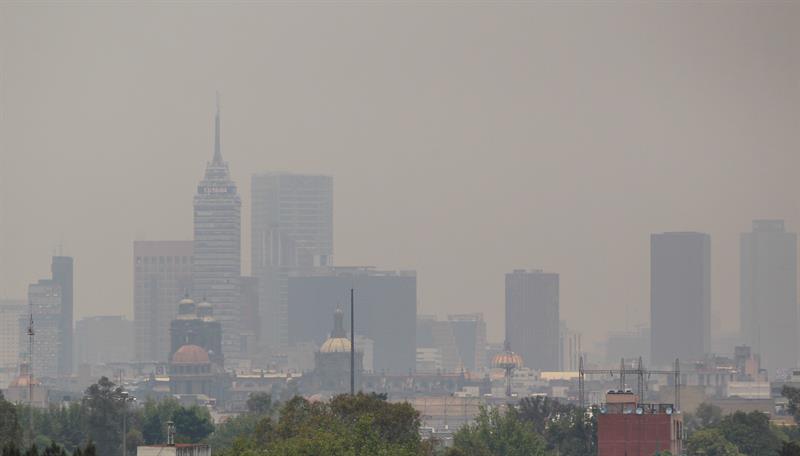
[1, 2, 798, 348]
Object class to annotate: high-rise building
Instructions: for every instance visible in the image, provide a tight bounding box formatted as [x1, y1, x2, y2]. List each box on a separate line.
[416, 315, 460, 372]
[0, 300, 26, 377]
[559, 321, 582, 372]
[251, 172, 333, 354]
[193, 102, 242, 360]
[650, 232, 711, 366]
[75, 316, 133, 366]
[448, 314, 487, 373]
[741, 220, 798, 374]
[505, 269, 560, 371]
[288, 267, 416, 373]
[51, 256, 74, 375]
[239, 276, 260, 357]
[21, 280, 62, 379]
[133, 240, 193, 362]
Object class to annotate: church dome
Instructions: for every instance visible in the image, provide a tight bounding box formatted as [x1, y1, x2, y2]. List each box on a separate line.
[8, 363, 39, 388]
[177, 295, 197, 319]
[492, 342, 523, 369]
[320, 337, 352, 353]
[172, 344, 210, 364]
[319, 307, 352, 353]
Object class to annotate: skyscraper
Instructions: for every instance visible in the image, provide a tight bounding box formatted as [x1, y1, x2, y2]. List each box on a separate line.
[288, 267, 416, 373]
[51, 256, 73, 375]
[650, 232, 711, 366]
[0, 300, 26, 378]
[505, 269, 560, 371]
[741, 220, 798, 374]
[75, 316, 134, 366]
[193, 101, 242, 361]
[251, 172, 333, 354]
[22, 280, 62, 379]
[133, 240, 193, 362]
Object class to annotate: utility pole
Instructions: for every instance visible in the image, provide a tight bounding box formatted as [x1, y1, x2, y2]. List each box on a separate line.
[350, 288, 355, 396]
[27, 300, 34, 448]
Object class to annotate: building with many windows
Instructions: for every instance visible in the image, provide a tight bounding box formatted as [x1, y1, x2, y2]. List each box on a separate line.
[193, 102, 242, 361]
[650, 232, 710, 366]
[251, 172, 333, 357]
[134, 240, 193, 363]
[741, 220, 798, 375]
[505, 269, 559, 371]
[21, 280, 62, 379]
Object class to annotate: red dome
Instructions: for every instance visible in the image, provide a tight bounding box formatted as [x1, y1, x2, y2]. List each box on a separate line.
[172, 344, 210, 364]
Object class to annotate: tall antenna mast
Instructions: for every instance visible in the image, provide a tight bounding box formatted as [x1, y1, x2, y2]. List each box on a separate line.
[27, 299, 35, 446]
[350, 288, 355, 396]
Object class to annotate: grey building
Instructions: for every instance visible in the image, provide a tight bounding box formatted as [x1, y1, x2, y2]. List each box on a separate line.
[505, 269, 560, 371]
[133, 240, 193, 362]
[650, 232, 711, 366]
[448, 314, 487, 373]
[51, 256, 74, 375]
[0, 300, 26, 372]
[741, 220, 798, 375]
[288, 267, 416, 373]
[193, 103, 242, 361]
[22, 280, 62, 379]
[75, 316, 133, 366]
[251, 172, 333, 355]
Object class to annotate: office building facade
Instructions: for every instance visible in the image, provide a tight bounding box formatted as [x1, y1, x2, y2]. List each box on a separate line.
[134, 240, 193, 362]
[75, 316, 134, 366]
[0, 300, 26, 374]
[51, 256, 74, 375]
[741, 220, 798, 374]
[21, 280, 62, 379]
[193, 104, 242, 360]
[251, 172, 333, 354]
[288, 267, 416, 373]
[505, 269, 560, 371]
[650, 232, 711, 366]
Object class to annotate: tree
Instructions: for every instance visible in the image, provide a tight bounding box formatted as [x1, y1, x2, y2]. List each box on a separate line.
[718, 411, 784, 456]
[780, 442, 800, 456]
[517, 396, 596, 455]
[687, 428, 742, 456]
[82, 377, 126, 456]
[173, 406, 214, 443]
[246, 393, 273, 415]
[0, 393, 21, 448]
[451, 406, 547, 456]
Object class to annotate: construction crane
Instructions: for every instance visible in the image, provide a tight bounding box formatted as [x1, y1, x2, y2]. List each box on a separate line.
[579, 357, 680, 411]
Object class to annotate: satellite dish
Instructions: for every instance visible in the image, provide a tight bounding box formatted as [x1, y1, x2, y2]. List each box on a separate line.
[636, 407, 644, 415]
[665, 407, 673, 415]
[599, 406, 607, 414]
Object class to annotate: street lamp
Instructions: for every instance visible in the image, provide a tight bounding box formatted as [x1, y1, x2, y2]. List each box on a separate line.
[117, 391, 136, 456]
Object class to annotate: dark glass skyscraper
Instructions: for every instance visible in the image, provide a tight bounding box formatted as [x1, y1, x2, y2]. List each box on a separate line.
[193, 101, 242, 361]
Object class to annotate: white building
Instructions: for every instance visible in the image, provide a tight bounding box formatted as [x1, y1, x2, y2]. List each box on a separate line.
[137, 445, 210, 456]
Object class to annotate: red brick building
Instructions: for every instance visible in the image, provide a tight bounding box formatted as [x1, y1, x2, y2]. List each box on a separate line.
[597, 391, 682, 456]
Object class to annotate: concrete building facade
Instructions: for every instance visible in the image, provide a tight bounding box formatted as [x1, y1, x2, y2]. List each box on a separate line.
[22, 280, 62, 379]
[51, 256, 74, 375]
[134, 240, 193, 363]
[251, 172, 333, 356]
[288, 267, 416, 373]
[75, 316, 133, 366]
[505, 269, 560, 371]
[193, 104, 242, 361]
[650, 232, 711, 366]
[741, 220, 798, 375]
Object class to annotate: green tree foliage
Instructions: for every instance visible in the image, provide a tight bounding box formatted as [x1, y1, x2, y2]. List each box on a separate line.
[687, 428, 742, 456]
[214, 393, 422, 456]
[247, 393, 273, 415]
[82, 376, 126, 456]
[686, 402, 724, 434]
[717, 411, 785, 456]
[784, 386, 800, 424]
[449, 406, 547, 456]
[517, 396, 596, 455]
[781, 441, 800, 456]
[0, 393, 21, 448]
[173, 406, 215, 443]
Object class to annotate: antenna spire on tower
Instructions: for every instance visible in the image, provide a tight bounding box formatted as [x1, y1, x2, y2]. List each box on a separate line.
[213, 92, 222, 164]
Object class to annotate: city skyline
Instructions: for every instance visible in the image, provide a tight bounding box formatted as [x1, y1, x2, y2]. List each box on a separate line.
[2, 3, 799, 348]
